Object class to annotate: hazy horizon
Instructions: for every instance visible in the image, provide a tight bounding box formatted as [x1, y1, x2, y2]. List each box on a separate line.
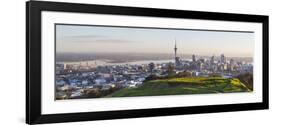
[56, 52, 253, 58]
[56, 24, 254, 57]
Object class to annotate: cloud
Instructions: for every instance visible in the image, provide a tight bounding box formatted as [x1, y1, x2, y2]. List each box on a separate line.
[67, 35, 106, 39]
[92, 39, 136, 43]
[58, 35, 137, 43]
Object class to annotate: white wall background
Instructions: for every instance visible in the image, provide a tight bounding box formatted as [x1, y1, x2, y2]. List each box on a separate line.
[0, 0, 279, 124]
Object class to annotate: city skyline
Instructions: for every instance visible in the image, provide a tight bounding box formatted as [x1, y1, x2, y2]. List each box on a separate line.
[56, 24, 254, 57]
[55, 24, 254, 100]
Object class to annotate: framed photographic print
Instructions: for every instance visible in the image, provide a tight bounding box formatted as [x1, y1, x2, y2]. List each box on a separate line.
[26, 1, 269, 124]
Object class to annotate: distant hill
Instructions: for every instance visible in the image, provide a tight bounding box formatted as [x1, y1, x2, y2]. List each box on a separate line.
[107, 77, 251, 97]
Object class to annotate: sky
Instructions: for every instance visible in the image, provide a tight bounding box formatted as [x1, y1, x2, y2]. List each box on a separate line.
[56, 24, 254, 57]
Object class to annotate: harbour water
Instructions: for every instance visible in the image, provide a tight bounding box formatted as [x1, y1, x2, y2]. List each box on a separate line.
[58, 58, 192, 66]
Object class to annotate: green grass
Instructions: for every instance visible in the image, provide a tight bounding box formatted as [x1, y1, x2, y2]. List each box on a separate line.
[106, 77, 251, 97]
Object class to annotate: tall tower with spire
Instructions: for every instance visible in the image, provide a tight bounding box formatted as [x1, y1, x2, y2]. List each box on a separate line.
[174, 39, 177, 59]
[174, 39, 180, 67]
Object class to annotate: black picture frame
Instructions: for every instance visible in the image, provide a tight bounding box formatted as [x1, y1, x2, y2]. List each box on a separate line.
[26, 1, 269, 124]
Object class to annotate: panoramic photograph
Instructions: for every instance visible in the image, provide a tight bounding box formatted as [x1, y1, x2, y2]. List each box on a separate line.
[55, 24, 254, 100]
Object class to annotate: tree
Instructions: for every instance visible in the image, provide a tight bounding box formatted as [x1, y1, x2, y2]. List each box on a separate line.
[167, 62, 174, 75]
[177, 71, 192, 77]
[148, 62, 155, 74]
[236, 73, 253, 90]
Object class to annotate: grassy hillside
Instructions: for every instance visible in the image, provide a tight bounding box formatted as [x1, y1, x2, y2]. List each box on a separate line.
[107, 77, 251, 97]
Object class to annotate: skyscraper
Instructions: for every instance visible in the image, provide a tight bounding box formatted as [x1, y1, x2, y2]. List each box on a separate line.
[210, 55, 215, 71]
[192, 54, 196, 62]
[229, 59, 235, 71]
[221, 54, 226, 63]
[210, 55, 215, 64]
